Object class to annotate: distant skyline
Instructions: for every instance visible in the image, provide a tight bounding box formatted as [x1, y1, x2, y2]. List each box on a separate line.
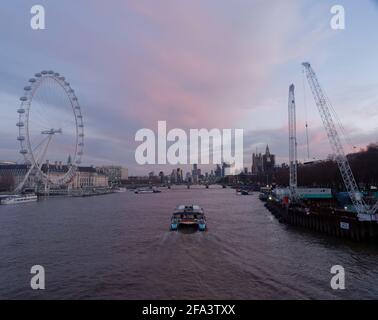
[1, 0, 377, 175]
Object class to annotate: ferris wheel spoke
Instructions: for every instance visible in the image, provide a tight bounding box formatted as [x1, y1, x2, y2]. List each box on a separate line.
[29, 117, 49, 132]
[30, 104, 51, 127]
[36, 77, 57, 125]
[31, 135, 50, 153]
[35, 134, 55, 168]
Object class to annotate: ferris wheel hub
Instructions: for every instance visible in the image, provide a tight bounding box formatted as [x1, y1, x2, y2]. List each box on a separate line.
[41, 128, 63, 135]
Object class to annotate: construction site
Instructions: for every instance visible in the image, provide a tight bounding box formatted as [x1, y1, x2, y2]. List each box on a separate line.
[261, 62, 378, 242]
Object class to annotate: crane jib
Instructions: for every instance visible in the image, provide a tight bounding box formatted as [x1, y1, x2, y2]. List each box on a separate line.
[302, 62, 377, 220]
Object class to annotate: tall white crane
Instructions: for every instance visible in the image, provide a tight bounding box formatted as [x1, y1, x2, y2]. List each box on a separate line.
[302, 62, 377, 221]
[288, 84, 298, 199]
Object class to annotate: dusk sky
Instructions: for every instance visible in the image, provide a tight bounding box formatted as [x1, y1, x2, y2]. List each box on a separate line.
[1, 0, 377, 175]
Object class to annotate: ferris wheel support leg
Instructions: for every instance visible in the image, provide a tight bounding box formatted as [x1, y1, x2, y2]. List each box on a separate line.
[36, 134, 53, 172]
[14, 161, 37, 193]
[14, 134, 54, 194]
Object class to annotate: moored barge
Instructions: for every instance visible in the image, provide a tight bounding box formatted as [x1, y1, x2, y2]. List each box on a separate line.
[263, 188, 378, 242]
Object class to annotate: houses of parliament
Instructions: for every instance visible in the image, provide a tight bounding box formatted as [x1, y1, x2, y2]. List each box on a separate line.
[251, 145, 276, 175]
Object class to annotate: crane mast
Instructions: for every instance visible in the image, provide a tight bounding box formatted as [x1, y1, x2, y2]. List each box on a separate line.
[302, 62, 376, 221]
[288, 84, 298, 199]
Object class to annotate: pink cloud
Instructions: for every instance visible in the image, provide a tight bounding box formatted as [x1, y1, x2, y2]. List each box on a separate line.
[5, 0, 345, 168]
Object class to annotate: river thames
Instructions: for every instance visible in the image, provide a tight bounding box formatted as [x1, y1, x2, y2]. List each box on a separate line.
[1, 186, 378, 299]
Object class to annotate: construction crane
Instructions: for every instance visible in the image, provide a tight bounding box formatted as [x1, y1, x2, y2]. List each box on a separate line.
[288, 84, 298, 199]
[302, 62, 377, 221]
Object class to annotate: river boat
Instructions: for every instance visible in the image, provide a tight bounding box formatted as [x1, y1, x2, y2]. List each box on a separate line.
[170, 205, 207, 231]
[1, 194, 38, 205]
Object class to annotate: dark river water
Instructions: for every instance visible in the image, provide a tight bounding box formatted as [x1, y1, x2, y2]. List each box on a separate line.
[1, 186, 378, 300]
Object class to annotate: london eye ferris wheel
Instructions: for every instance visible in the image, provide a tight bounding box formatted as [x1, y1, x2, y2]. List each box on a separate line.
[16, 70, 84, 189]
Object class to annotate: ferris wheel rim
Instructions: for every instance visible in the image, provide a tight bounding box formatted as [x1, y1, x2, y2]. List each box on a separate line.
[17, 70, 84, 185]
